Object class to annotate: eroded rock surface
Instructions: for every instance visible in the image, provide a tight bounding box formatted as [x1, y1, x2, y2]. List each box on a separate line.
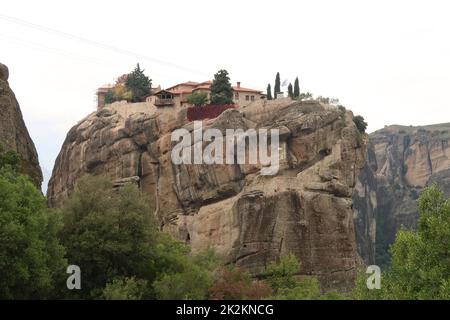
[353, 124, 450, 266]
[48, 99, 366, 290]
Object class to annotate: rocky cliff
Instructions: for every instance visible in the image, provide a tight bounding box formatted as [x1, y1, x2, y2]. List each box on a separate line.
[48, 99, 367, 290]
[353, 124, 450, 266]
[0, 62, 42, 188]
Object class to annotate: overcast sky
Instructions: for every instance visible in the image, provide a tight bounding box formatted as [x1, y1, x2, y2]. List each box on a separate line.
[2, 0, 450, 191]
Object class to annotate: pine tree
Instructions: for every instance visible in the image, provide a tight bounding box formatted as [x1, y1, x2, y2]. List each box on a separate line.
[274, 72, 281, 99]
[293, 77, 300, 100]
[288, 83, 293, 98]
[125, 63, 152, 102]
[210, 69, 234, 105]
[266, 84, 273, 100]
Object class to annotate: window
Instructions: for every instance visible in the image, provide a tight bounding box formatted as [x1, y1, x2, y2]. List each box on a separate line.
[251, 95, 255, 101]
[235, 93, 239, 100]
[245, 95, 249, 101]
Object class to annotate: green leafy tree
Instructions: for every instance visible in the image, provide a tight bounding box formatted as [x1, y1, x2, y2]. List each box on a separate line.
[59, 176, 220, 299]
[0, 143, 40, 187]
[0, 143, 20, 172]
[187, 91, 208, 106]
[299, 92, 313, 100]
[354, 185, 450, 300]
[288, 83, 293, 99]
[337, 105, 346, 113]
[59, 175, 158, 298]
[153, 249, 220, 300]
[353, 115, 368, 133]
[153, 265, 213, 300]
[104, 89, 115, 104]
[0, 149, 66, 299]
[264, 254, 346, 300]
[264, 253, 301, 291]
[272, 277, 322, 300]
[317, 96, 330, 104]
[112, 83, 133, 102]
[210, 69, 233, 105]
[125, 63, 152, 102]
[293, 77, 300, 99]
[274, 72, 281, 99]
[266, 84, 273, 100]
[102, 277, 148, 300]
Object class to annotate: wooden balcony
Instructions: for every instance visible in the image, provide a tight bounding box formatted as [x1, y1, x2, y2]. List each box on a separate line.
[155, 98, 175, 106]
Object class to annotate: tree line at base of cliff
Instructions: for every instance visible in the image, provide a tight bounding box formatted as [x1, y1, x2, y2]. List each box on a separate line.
[0, 146, 449, 300]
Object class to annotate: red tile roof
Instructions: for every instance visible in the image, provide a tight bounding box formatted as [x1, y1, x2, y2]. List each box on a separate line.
[166, 81, 200, 91]
[162, 80, 262, 96]
[192, 85, 210, 90]
[167, 89, 193, 95]
[232, 86, 262, 93]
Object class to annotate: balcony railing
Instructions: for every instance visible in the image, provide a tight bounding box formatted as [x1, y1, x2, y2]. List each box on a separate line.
[155, 98, 174, 106]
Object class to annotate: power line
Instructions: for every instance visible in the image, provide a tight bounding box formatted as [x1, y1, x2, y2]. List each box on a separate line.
[0, 13, 209, 77]
[0, 33, 114, 68]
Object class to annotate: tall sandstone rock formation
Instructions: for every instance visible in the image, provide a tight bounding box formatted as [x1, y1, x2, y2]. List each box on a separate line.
[353, 124, 450, 266]
[48, 99, 367, 290]
[0, 62, 42, 188]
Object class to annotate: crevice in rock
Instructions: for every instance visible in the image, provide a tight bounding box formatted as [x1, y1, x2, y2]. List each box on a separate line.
[154, 162, 161, 225]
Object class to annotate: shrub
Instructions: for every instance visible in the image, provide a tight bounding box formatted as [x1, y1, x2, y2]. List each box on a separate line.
[152, 248, 220, 300]
[102, 277, 148, 300]
[209, 266, 272, 300]
[264, 253, 300, 291]
[299, 92, 313, 100]
[316, 96, 330, 104]
[0, 143, 21, 171]
[353, 115, 368, 133]
[187, 91, 208, 106]
[337, 105, 346, 113]
[104, 63, 151, 104]
[153, 265, 213, 300]
[263, 254, 347, 300]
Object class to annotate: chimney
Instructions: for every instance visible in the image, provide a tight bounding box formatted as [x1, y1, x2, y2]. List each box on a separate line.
[237, 81, 241, 88]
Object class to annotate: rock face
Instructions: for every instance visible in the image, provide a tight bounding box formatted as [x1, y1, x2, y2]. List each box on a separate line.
[0, 62, 42, 188]
[353, 124, 450, 266]
[48, 99, 367, 290]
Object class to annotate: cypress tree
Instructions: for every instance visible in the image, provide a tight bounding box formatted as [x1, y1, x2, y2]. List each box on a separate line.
[125, 63, 151, 102]
[266, 84, 273, 100]
[274, 72, 281, 99]
[288, 83, 293, 98]
[210, 69, 234, 105]
[293, 77, 300, 100]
